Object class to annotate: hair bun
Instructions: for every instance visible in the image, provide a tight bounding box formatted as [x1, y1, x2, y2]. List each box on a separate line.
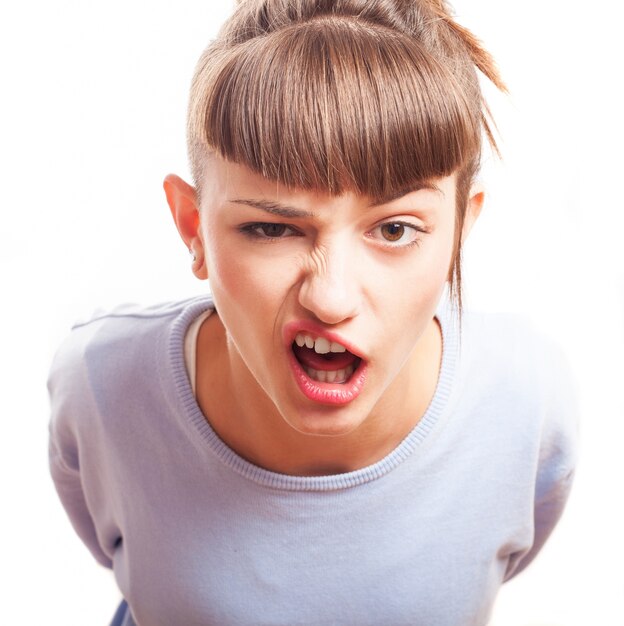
[188, 0, 507, 310]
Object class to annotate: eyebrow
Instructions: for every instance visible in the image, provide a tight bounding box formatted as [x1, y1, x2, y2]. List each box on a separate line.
[369, 182, 443, 207]
[228, 199, 315, 218]
[228, 182, 442, 218]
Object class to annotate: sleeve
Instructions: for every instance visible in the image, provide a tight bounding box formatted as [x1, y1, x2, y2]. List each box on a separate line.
[47, 331, 113, 569]
[504, 337, 580, 581]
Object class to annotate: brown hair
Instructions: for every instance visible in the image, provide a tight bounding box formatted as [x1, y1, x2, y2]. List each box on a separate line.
[187, 0, 506, 309]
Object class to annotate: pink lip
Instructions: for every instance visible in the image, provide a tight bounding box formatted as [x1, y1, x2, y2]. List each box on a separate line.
[283, 321, 368, 406]
[283, 321, 367, 360]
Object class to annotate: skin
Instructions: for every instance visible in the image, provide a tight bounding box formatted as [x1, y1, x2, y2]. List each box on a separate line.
[164, 155, 483, 476]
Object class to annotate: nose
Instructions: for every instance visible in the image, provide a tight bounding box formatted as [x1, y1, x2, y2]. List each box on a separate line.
[297, 242, 362, 325]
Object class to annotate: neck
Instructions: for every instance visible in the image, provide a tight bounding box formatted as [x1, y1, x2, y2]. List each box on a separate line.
[196, 315, 442, 477]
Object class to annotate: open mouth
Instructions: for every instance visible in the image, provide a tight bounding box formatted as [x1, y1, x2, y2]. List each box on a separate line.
[283, 323, 368, 405]
[291, 333, 363, 385]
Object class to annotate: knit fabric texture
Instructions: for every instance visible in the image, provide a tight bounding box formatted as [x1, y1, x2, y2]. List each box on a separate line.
[48, 296, 578, 626]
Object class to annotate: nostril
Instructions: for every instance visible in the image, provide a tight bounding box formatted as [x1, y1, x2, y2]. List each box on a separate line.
[297, 270, 361, 324]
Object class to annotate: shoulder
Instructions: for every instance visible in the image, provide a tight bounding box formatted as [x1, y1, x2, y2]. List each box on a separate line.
[47, 295, 214, 424]
[51, 296, 212, 368]
[71, 296, 212, 345]
[454, 308, 579, 474]
[457, 309, 575, 395]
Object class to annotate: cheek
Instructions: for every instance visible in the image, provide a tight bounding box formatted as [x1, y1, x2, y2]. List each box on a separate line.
[205, 232, 301, 309]
[370, 235, 453, 336]
[393, 236, 454, 300]
[420, 223, 457, 286]
[208, 248, 247, 301]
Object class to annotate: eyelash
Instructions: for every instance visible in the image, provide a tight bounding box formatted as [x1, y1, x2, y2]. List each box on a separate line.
[366, 221, 425, 249]
[238, 221, 426, 248]
[238, 223, 303, 241]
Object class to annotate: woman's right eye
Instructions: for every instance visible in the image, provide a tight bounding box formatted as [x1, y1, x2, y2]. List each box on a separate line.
[239, 222, 300, 239]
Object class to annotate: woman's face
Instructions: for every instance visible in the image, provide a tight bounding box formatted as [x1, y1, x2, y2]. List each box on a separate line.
[187, 156, 479, 437]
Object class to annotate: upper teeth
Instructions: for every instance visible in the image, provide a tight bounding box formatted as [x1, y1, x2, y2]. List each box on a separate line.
[294, 333, 347, 354]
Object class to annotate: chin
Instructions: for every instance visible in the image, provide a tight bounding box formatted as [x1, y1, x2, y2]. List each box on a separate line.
[283, 406, 366, 438]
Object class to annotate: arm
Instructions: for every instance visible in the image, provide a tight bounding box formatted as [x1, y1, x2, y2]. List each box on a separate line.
[49, 432, 113, 569]
[504, 458, 576, 581]
[504, 340, 580, 581]
[47, 330, 113, 569]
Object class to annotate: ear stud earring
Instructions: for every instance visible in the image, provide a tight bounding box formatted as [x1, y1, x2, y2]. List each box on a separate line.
[189, 248, 197, 262]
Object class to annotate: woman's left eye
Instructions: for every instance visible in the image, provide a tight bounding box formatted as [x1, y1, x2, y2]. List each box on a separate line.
[367, 222, 423, 247]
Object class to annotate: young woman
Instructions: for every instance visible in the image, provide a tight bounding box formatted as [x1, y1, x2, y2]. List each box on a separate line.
[48, 1, 578, 624]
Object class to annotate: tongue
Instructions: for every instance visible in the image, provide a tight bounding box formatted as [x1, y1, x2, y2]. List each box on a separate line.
[293, 344, 358, 371]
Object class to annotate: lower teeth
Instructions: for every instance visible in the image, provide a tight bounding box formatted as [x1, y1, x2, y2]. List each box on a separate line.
[304, 364, 354, 383]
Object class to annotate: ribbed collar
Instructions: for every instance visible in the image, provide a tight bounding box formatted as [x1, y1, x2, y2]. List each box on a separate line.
[167, 295, 459, 491]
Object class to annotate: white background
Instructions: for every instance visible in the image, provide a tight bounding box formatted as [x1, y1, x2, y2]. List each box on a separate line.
[1, 1, 623, 624]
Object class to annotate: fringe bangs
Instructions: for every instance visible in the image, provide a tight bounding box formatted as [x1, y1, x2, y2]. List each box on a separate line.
[189, 18, 481, 198]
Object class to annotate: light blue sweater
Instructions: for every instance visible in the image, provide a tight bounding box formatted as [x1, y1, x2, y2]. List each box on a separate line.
[48, 296, 578, 626]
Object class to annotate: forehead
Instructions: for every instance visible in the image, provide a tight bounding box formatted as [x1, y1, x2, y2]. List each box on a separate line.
[200, 154, 456, 212]
[190, 16, 481, 200]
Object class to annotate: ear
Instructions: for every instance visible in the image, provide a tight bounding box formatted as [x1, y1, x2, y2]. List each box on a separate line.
[461, 182, 485, 243]
[163, 174, 208, 280]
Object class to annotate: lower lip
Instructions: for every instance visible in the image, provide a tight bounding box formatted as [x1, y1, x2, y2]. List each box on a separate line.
[287, 349, 367, 406]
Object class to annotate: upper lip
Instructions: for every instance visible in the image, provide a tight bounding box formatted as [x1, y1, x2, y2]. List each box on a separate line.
[283, 320, 367, 360]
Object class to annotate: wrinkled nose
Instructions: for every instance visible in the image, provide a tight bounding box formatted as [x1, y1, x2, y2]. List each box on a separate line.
[298, 245, 362, 325]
